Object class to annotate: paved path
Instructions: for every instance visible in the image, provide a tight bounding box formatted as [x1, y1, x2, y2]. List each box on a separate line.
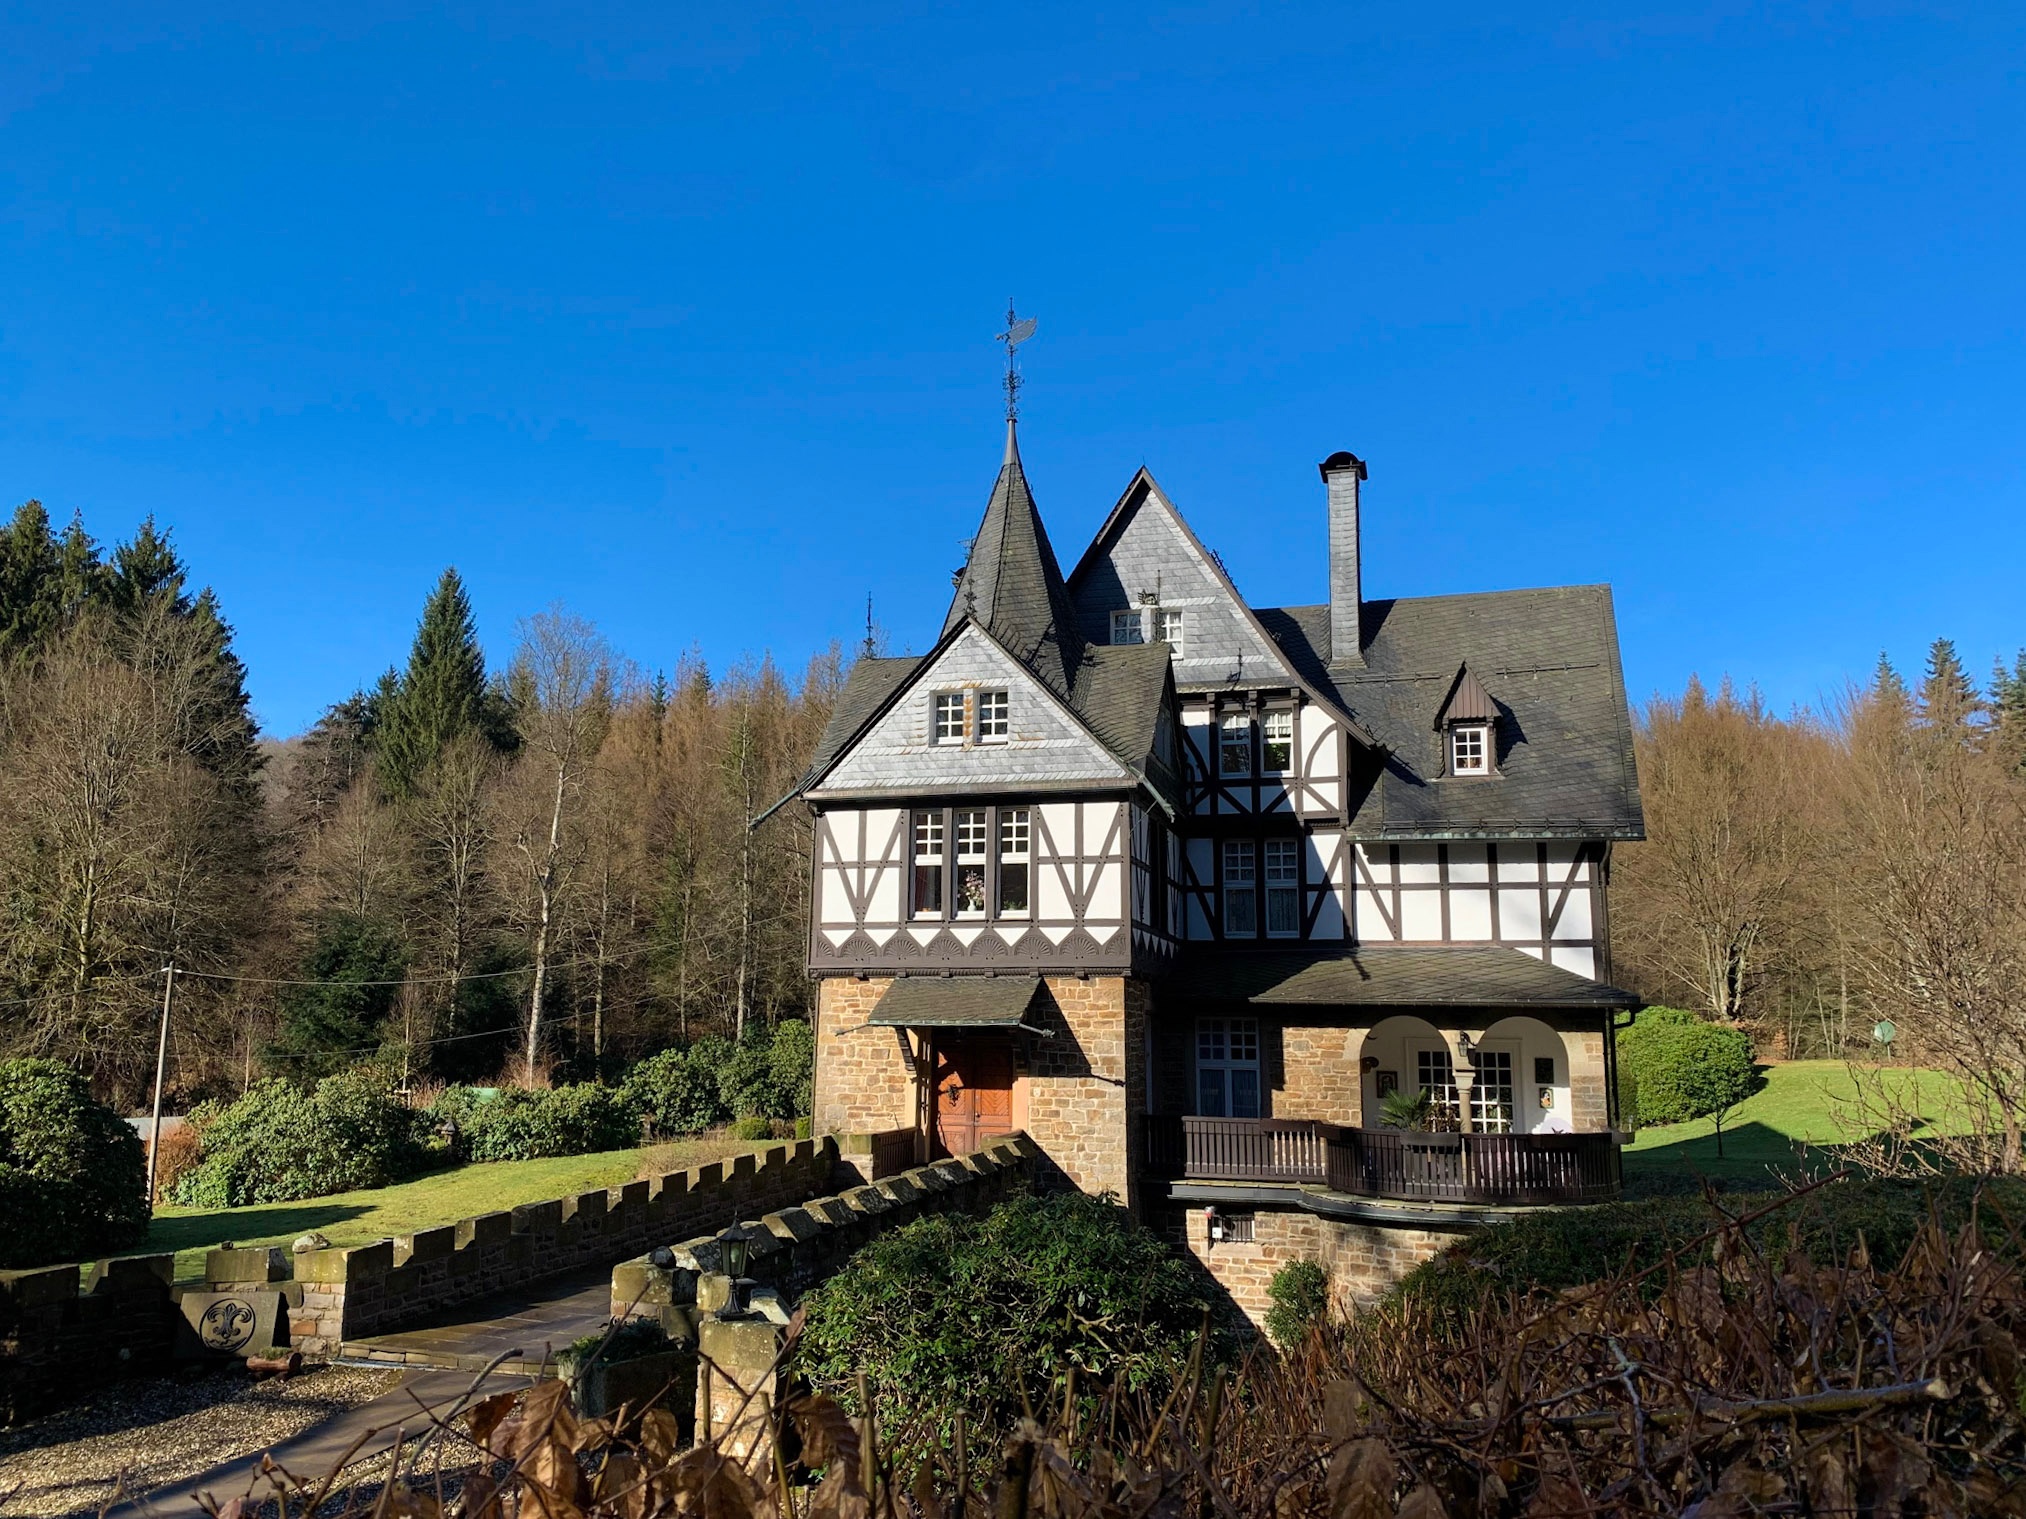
[109, 1266, 621, 1517]
[338, 1263, 617, 1378]
[106, 1366, 529, 1518]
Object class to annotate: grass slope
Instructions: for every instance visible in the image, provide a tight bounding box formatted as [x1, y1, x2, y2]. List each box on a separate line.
[1623, 1059, 1964, 1194]
[144, 1135, 764, 1284]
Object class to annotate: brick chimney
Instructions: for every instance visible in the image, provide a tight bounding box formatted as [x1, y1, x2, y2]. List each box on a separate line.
[1320, 450, 1367, 668]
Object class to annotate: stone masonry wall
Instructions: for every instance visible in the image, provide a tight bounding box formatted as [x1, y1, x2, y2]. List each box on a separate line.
[1276, 1023, 1364, 1126]
[0, 1254, 177, 1423]
[296, 1139, 838, 1357]
[611, 1134, 1037, 1327]
[1162, 1205, 1467, 1330]
[813, 976, 915, 1136]
[1026, 976, 1140, 1205]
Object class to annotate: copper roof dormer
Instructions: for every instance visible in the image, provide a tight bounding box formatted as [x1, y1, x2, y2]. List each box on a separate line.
[942, 421, 1084, 697]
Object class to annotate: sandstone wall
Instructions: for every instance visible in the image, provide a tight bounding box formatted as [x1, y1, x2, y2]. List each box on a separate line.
[812, 977, 915, 1136]
[1161, 1205, 1467, 1329]
[0, 1254, 176, 1423]
[308, 1139, 838, 1359]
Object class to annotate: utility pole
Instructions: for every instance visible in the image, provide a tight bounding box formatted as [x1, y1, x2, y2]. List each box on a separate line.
[145, 964, 176, 1212]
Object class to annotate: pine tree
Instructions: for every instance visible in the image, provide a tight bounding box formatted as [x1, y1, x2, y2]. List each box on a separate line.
[1917, 638, 1981, 737]
[374, 569, 511, 795]
[1993, 650, 2026, 773]
[0, 502, 65, 661]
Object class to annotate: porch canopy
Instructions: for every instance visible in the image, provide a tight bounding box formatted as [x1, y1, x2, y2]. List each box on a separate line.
[1169, 946, 1637, 1008]
[867, 974, 1047, 1029]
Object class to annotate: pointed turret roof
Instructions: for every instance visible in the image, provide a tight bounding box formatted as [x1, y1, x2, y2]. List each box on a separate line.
[942, 421, 1083, 695]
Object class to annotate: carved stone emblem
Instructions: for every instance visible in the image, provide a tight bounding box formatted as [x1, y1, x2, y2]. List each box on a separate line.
[197, 1296, 257, 1353]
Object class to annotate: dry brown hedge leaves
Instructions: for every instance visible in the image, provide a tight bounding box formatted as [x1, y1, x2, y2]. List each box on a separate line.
[248, 1189, 2026, 1518]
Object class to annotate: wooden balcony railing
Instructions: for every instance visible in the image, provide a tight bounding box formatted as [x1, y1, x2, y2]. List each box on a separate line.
[1144, 1116, 1621, 1206]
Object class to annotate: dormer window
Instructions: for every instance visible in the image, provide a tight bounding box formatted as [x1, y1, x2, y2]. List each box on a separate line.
[1450, 722, 1490, 776]
[1435, 664, 1498, 778]
[1109, 610, 1145, 645]
[933, 693, 966, 744]
[976, 689, 1009, 742]
[1149, 607, 1186, 656]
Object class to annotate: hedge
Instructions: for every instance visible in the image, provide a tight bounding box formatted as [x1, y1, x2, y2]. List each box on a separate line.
[1619, 1006, 1757, 1128]
[798, 1191, 1216, 1442]
[0, 1058, 148, 1268]
[174, 1070, 431, 1208]
[456, 1083, 638, 1162]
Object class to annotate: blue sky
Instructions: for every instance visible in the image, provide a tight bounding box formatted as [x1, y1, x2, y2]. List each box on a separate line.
[3, 4, 2022, 736]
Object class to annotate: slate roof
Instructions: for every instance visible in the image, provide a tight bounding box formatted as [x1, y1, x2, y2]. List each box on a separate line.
[1169, 945, 1638, 1008]
[1255, 588, 1643, 840]
[867, 975, 1046, 1027]
[941, 424, 1085, 698]
[801, 656, 920, 781]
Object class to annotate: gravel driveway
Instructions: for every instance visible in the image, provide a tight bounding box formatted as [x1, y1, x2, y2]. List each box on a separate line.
[0, 1365, 401, 1518]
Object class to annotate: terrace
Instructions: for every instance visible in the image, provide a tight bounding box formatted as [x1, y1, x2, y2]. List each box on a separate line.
[1143, 1115, 1622, 1208]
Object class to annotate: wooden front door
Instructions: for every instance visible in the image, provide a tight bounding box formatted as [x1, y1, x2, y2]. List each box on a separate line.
[933, 1034, 1016, 1158]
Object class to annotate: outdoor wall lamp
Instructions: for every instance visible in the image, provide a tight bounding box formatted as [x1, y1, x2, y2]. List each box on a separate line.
[1204, 1205, 1222, 1247]
[722, 1226, 751, 1281]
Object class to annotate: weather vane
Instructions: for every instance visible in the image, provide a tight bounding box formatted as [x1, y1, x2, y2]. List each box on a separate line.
[997, 299, 1038, 423]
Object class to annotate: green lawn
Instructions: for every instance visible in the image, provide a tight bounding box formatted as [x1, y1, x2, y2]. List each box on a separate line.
[1622, 1059, 1967, 1194]
[144, 1135, 765, 1284]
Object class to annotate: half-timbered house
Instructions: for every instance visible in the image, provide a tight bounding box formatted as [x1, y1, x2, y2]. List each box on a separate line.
[795, 420, 1644, 1316]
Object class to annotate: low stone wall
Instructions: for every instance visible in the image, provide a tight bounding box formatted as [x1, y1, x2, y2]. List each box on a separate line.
[0, 1255, 177, 1423]
[610, 1135, 1036, 1329]
[607, 1134, 1036, 1451]
[295, 1138, 841, 1355]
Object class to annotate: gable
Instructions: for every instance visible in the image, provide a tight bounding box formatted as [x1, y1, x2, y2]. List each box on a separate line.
[811, 623, 1132, 797]
[1067, 475, 1295, 689]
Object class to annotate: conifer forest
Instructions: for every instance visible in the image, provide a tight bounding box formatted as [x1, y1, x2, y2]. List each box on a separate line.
[0, 500, 840, 1110]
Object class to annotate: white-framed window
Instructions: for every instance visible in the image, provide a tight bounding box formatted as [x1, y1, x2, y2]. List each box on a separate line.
[996, 808, 1030, 917]
[1196, 1017, 1261, 1118]
[1150, 607, 1186, 657]
[1219, 713, 1253, 777]
[933, 693, 967, 745]
[1109, 609, 1145, 645]
[975, 689, 1009, 742]
[1471, 1049, 1516, 1133]
[1415, 1046, 1460, 1123]
[1262, 710, 1293, 772]
[912, 811, 944, 917]
[954, 809, 988, 916]
[1223, 840, 1257, 936]
[1264, 839, 1300, 937]
[1450, 722, 1489, 775]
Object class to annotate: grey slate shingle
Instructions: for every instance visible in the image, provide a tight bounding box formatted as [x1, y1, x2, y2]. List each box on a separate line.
[1257, 590, 1643, 840]
[1170, 944, 1637, 1008]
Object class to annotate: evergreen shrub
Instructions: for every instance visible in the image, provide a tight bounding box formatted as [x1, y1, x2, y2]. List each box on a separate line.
[620, 1048, 729, 1138]
[461, 1082, 638, 1162]
[1264, 1259, 1331, 1348]
[799, 1191, 1215, 1441]
[730, 1115, 772, 1141]
[1618, 1008, 1757, 1128]
[0, 1057, 149, 1268]
[174, 1069, 430, 1208]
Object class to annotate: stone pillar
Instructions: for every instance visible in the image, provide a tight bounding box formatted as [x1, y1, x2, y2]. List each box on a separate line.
[696, 1306, 787, 1464]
